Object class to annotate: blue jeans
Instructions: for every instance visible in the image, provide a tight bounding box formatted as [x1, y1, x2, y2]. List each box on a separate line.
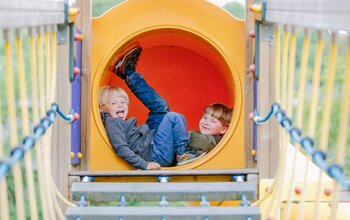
[126, 72, 190, 166]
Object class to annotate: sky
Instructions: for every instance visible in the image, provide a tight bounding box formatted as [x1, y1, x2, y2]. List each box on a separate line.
[207, 0, 245, 7]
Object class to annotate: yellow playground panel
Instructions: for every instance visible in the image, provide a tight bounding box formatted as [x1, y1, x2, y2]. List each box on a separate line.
[89, 0, 246, 170]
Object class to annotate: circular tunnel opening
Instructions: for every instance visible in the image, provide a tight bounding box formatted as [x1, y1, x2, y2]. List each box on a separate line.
[99, 28, 235, 132]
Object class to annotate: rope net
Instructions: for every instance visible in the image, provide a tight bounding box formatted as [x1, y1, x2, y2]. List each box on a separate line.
[0, 26, 76, 219]
[253, 25, 350, 219]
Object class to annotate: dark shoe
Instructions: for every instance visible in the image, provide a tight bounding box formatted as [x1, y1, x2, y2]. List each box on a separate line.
[115, 46, 142, 79]
[176, 147, 206, 166]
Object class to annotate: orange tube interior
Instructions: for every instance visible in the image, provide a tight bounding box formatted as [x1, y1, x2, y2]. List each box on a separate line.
[100, 29, 233, 130]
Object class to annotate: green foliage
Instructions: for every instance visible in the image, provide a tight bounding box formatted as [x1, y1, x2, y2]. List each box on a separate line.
[223, 2, 245, 19]
[92, 0, 125, 17]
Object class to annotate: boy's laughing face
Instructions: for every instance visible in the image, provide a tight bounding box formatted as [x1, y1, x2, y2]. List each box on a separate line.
[101, 96, 128, 120]
[199, 114, 227, 135]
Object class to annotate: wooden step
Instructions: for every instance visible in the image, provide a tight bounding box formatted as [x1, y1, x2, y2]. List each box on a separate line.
[71, 182, 257, 201]
[66, 206, 261, 220]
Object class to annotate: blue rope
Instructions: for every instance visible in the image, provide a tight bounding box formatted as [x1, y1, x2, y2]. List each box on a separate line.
[271, 103, 350, 189]
[253, 103, 280, 124]
[253, 102, 350, 189]
[0, 103, 78, 181]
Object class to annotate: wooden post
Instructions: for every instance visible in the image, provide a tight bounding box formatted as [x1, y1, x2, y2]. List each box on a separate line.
[256, 23, 278, 178]
[52, 0, 92, 211]
[52, 24, 71, 210]
[245, 0, 255, 168]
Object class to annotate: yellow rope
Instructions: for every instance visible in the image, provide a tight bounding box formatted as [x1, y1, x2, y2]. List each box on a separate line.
[16, 33, 39, 220]
[329, 182, 340, 220]
[271, 131, 288, 219]
[5, 37, 26, 220]
[336, 43, 350, 165]
[38, 33, 46, 117]
[30, 34, 50, 220]
[0, 86, 10, 220]
[51, 31, 57, 103]
[286, 29, 297, 116]
[275, 26, 281, 103]
[280, 27, 289, 109]
[266, 26, 290, 218]
[296, 155, 310, 220]
[38, 32, 56, 220]
[319, 34, 337, 151]
[299, 33, 323, 219]
[313, 33, 338, 220]
[293, 32, 312, 220]
[45, 32, 52, 109]
[296, 32, 311, 128]
[328, 40, 350, 220]
[307, 32, 324, 137]
[283, 29, 298, 220]
[42, 29, 62, 219]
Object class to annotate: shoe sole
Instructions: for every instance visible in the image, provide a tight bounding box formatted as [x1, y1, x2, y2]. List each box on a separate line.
[109, 42, 140, 71]
[115, 46, 142, 72]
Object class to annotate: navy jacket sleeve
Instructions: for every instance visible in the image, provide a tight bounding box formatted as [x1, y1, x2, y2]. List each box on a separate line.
[104, 117, 149, 170]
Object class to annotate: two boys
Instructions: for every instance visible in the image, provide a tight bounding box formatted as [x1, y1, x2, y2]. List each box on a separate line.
[99, 46, 232, 169]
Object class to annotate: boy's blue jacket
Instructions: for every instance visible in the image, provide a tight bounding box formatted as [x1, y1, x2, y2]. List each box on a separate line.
[101, 112, 152, 170]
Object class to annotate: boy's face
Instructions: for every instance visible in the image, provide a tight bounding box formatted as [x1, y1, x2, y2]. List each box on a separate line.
[199, 114, 227, 135]
[101, 96, 128, 120]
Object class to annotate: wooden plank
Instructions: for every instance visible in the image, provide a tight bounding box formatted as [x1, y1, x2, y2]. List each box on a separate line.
[0, 11, 64, 29]
[267, 0, 350, 12]
[69, 168, 258, 177]
[71, 182, 257, 201]
[0, 0, 64, 11]
[66, 206, 261, 220]
[76, 0, 92, 170]
[267, 28, 279, 178]
[244, 0, 255, 169]
[266, 11, 350, 33]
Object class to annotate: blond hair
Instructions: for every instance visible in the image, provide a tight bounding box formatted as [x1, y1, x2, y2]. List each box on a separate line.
[99, 86, 129, 108]
[204, 103, 232, 126]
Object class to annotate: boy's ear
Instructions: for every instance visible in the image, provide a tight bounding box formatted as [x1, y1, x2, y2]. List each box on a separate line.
[219, 126, 228, 135]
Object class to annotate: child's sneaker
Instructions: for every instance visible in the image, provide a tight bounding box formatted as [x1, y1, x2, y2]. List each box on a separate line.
[114, 46, 142, 79]
[176, 147, 206, 166]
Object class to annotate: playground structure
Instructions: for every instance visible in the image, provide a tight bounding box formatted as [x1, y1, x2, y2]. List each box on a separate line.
[0, 0, 350, 219]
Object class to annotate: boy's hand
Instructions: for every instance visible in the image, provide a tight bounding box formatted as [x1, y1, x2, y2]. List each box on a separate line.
[146, 162, 161, 170]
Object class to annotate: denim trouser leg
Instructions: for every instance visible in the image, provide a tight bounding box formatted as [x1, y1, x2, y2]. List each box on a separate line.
[152, 112, 190, 166]
[126, 72, 170, 130]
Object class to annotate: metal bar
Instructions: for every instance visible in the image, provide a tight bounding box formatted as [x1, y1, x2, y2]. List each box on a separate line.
[66, 206, 261, 220]
[71, 182, 257, 201]
[69, 169, 259, 177]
